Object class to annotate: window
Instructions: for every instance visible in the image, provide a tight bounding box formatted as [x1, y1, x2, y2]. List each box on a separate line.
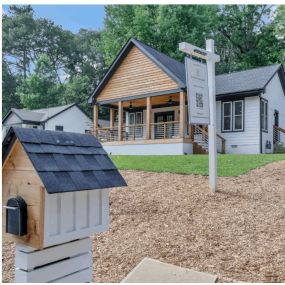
[222, 100, 244, 132]
[55, 125, 64, 131]
[261, 99, 268, 132]
[129, 111, 143, 137]
[233, 101, 243, 131]
[222, 102, 232, 131]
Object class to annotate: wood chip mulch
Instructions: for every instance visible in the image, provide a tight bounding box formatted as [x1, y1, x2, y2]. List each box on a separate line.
[2, 161, 285, 283]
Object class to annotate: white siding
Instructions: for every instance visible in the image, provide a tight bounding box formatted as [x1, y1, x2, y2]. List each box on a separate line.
[261, 73, 285, 153]
[43, 189, 109, 248]
[216, 96, 260, 154]
[3, 113, 22, 125]
[44, 105, 92, 133]
[2, 113, 23, 139]
[103, 142, 193, 155]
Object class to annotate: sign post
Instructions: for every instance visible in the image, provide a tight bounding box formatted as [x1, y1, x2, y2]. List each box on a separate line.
[179, 39, 220, 193]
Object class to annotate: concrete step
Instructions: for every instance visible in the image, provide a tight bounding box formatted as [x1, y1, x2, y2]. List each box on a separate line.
[121, 257, 217, 283]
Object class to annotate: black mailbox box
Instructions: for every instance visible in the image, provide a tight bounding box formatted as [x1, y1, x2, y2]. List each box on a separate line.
[6, 196, 27, 236]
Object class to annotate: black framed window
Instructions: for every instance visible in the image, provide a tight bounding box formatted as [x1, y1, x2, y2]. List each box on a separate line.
[233, 100, 244, 131]
[261, 99, 268, 132]
[55, 125, 64, 131]
[222, 102, 232, 131]
[222, 100, 244, 132]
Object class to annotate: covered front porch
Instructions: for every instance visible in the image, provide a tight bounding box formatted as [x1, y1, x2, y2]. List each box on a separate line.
[93, 91, 225, 155]
[94, 91, 188, 141]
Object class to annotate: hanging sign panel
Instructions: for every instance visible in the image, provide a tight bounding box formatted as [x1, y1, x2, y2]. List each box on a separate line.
[185, 57, 210, 125]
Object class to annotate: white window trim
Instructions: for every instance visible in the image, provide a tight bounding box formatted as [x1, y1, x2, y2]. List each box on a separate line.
[261, 99, 268, 132]
[233, 100, 244, 131]
[222, 101, 232, 132]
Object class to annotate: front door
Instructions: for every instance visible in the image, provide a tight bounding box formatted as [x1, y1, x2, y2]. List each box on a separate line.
[129, 111, 143, 138]
[154, 111, 175, 139]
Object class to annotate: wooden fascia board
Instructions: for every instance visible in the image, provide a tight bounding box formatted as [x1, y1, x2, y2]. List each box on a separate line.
[97, 88, 182, 105]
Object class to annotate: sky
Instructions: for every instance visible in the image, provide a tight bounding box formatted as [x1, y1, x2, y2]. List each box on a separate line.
[3, 5, 105, 33]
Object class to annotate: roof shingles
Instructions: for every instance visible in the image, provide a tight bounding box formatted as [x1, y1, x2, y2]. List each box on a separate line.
[2, 127, 127, 194]
[90, 38, 283, 101]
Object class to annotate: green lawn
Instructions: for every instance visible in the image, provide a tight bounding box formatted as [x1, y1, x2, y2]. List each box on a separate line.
[111, 154, 285, 177]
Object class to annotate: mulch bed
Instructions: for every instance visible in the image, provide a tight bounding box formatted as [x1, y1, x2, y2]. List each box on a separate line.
[2, 160, 285, 282]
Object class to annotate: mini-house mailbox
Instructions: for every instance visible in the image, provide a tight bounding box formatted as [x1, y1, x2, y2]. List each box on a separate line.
[5, 196, 27, 236]
[2, 127, 127, 250]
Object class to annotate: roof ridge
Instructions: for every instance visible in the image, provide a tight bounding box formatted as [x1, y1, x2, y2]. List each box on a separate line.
[217, 64, 281, 77]
[132, 38, 184, 66]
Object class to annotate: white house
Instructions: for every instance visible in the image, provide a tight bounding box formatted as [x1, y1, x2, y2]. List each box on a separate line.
[2, 103, 92, 138]
[87, 38, 285, 155]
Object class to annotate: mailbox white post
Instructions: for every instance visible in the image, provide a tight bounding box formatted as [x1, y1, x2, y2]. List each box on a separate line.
[179, 39, 220, 192]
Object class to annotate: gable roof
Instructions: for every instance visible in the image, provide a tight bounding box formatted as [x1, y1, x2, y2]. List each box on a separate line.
[2, 127, 126, 194]
[88, 38, 186, 104]
[3, 103, 90, 125]
[216, 64, 285, 97]
[88, 38, 285, 103]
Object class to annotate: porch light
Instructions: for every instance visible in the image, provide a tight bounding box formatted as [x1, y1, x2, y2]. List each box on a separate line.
[129, 101, 133, 110]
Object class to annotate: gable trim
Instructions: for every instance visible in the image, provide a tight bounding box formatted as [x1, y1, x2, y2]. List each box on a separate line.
[263, 65, 285, 95]
[43, 103, 91, 123]
[2, 110, 23, 124]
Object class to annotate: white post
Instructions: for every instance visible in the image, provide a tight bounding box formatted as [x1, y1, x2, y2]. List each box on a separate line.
[206, 39, 217, 192]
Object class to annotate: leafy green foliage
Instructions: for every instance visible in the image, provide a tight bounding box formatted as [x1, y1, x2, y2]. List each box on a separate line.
[2, 61, 22, 116]
[2, 4, 285, 119]
[111, 154, 285, 176]
[100, 5, 219, 65]
[100, 5, 284, 74]
[16, 54, 63, 109]
[2, 5, 106, 117]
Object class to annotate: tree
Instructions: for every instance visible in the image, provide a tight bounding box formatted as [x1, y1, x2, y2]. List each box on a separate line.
[17, 54, 63, 109]
[2, 61, 22, 117]
[273, 5, 285, 65]
[3, 5, 106, 116]
[215, 5, 279, 73]
[99, 5, 219, 65]
[3, 5, 36, 78]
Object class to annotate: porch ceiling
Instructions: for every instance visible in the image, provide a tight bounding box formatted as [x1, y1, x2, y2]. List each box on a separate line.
[103, 93, 181, 109]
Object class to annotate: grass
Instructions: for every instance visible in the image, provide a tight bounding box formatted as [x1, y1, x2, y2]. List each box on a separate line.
[111, 154, 285, 177]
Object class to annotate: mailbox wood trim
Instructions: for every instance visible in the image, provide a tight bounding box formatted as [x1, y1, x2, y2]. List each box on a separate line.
[2, 139, 45, 249]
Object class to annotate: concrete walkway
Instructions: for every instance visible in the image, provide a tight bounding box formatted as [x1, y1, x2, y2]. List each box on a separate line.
[121, 258, 217, 283]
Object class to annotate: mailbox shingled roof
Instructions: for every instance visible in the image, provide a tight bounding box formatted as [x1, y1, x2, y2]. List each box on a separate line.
[2, 127, 127, 194]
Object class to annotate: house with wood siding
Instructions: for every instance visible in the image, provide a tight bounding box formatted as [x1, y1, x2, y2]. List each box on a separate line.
[88, 38, 285, 155]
